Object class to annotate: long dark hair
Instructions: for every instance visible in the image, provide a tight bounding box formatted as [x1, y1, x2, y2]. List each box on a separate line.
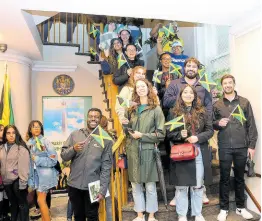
[172, 85, 205, 129]
[3, 125, 28, 150]
[27, 120, 44, 139]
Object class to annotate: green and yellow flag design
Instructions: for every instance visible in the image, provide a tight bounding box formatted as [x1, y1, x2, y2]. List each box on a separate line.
[165, 115, 185, 131]
[152, 70, 163, 84]
[117, 95, 130, 108]
[198, 71, 217, 92]
[231, 105, 246, 125]
[89, 24, 100, 39]
[169, 63, 182, 78]
[0, 67, 15, 126]
[35, 137, 43, 151]
[91, 125, 112, 148]
[89, 47, 97, 56]
[117, 53, 127, 69]
[162, 23, 175, 38]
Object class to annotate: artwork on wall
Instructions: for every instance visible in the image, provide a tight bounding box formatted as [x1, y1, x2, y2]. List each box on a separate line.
[42, 96, 92, 153]
[53, 74, 75, 95]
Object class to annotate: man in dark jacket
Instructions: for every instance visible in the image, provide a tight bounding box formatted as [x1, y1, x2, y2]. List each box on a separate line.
[113, 43, 144, 92]
[213, 74, 258, 221]
[61, 108, 113, 221]
[163, 57, 212, 115]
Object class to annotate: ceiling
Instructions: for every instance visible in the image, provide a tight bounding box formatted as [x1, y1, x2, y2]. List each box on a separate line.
[0, 0, 261, 60]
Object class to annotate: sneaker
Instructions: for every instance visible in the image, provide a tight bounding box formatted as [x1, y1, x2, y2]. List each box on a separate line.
[195, 215, 205, 221]
[217, 210, 228, 221]
[169, 198, 176, 206]
[202, 192, 209, 205]
[236, 208, 253, 219]
[132, 216, 145, 221]
[30, 209, 41, 218]
[178, 216, 187, 221]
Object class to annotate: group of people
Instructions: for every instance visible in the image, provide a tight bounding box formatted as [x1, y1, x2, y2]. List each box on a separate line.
[98, 21, 257, 221]
[0, 121, 58, 221]
[0, 21, 258, 221]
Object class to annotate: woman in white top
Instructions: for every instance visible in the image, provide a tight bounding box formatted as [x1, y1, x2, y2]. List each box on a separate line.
[115, 66, 147, 123]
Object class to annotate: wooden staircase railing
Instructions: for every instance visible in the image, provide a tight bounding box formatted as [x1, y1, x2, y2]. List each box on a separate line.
[98, 72, 129, 221]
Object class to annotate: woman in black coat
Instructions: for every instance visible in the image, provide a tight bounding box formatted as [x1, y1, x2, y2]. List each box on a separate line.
[167, 85, 213, 221]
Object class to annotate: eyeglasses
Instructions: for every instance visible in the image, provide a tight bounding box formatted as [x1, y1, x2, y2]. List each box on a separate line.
[161, 58, 171, 61]
[32, 126, 41, 129]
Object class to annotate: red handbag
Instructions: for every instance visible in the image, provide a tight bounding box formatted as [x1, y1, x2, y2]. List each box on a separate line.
[170, 143, 198, 161]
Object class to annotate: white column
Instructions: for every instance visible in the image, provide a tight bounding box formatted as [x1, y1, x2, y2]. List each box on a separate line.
[0, 49, 32, 139]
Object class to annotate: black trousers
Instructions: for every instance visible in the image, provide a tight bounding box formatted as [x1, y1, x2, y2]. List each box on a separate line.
[4, 179, 29, 221]
[68, 186, 99, 221]
[219, 148, 247, 210]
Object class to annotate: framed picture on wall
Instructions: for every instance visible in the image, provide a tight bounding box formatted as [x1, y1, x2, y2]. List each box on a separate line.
[42, 96, 92, 153]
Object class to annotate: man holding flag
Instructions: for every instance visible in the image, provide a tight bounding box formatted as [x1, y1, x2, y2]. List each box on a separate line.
[213, 74, 258, 221]
[61, 108, 113, 221]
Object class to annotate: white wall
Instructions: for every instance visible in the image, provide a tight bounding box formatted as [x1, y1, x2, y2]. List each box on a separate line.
[230, 21, 261, 174]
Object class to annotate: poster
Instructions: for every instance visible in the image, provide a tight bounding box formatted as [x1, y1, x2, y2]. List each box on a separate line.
[42, 96, 92, 154]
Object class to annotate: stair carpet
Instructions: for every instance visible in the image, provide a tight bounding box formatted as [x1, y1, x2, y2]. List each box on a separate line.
[122, 171, 261, 221]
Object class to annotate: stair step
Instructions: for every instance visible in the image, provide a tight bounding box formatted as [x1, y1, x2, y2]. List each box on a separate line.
[43, 42, 80, 50]
[204, 209, 261, 221]
[123, 192, 248, 221]
[75, 52, 91, 56]
[87, 61, 101, 64]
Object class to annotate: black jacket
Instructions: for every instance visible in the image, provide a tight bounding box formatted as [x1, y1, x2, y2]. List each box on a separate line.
[213, 93, 258, 149]
[113, 58, 144, 92]
[167, 111, 214, 186]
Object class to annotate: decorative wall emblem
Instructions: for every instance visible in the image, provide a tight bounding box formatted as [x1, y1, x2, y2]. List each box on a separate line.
[53, 74, 75, 95]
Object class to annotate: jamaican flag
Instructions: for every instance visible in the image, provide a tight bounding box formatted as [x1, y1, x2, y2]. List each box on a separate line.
[89, 24, 100, 39]
[0, 66, 15, 126]
[117, 53, 127, 69]
[152, 70, 163, 84]
[91, 125, 112, 148]
[169, 63, 182, 78]
[35, 137, 43, 151]
[117, 95, 130, 108]
[165, 115, 185, 131]
[230, 104, 246, 125]
[198, 70, 217, 92]
[161, 23, 175, 38]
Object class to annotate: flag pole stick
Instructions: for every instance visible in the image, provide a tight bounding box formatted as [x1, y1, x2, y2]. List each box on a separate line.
[82, 124, 100, 143]
[123, 54, 131, 69]
[4, 62, 7, 73]
[183, 115, 186, 130]
[228, 105, 238, 118]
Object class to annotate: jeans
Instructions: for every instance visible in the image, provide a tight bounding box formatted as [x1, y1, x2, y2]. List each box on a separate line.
[4, 179, 29, 221]
[68, 186, 99, 221]
[131, 182, 158, 213]
[176, 146, 204, 216]
[219, 148, 247, 210]
[67, 199, 74, 219]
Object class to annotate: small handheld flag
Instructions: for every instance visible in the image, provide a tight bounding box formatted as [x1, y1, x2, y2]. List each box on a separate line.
[165, 115, 185, 131]
[169, 63, 182, 78]
[89, 24, 100, 39]
[198, 70, 217, 92]
[152, 70, 163, 84]
[117, 95, 130, 108]
[230, 104, 246, 125]
[35, 137, 43, 151]
[161, 23, 175, 38]
[91, 125, 112, 148]
[117, 53, 128, 69]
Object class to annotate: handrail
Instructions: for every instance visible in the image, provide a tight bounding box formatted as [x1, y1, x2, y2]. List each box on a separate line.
[245, 184, 261, 212]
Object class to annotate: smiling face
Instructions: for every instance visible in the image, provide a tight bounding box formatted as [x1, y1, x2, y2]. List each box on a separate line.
[120, 30, 130, 44]
[133, 68, 146, 81]
[113, 39, 122, 51]
[184, 61, 198, 79]
[126, 45, 137, 60]
[87, 111, 101, 130]
[172, 46, 182, 55]
[222, 77, 235, 95]
[181, 86, 195, 106]
[160, 54, 171, 69]
[136, 80, 148, 97]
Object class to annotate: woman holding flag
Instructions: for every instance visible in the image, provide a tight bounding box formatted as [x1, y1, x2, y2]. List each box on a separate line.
[166, 85, 213, 221]
[27, 120, 58, 221]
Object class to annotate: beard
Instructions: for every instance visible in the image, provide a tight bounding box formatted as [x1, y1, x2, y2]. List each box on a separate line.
[185, 71, 197, 79]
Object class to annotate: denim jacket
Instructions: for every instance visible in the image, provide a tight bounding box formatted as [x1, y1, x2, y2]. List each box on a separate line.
[27, 136, 58, 191]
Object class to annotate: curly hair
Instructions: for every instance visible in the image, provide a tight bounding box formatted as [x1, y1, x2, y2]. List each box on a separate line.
[130, 79, 158, 111]
[108, 38, 123, 70]
[126, 66, 147, 88]
[172, 84, 205, 129]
